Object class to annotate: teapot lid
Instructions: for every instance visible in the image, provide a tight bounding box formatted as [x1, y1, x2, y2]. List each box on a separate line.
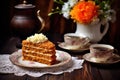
[14, 0, 35, 9]
[15, 4, 35, 9]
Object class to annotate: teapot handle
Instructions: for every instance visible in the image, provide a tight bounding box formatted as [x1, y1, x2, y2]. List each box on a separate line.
[101, 22, 109, 37]
[37, 10, 45, 32]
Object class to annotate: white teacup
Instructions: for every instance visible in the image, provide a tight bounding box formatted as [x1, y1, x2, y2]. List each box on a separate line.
[64, 33, 90, 49]
[90, 44, 115, 62]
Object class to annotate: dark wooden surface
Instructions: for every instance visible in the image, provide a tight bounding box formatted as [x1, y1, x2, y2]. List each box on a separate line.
[0, 33, 120, 80]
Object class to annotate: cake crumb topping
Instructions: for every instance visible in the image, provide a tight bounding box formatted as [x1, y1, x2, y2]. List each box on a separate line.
[26, 33, 48, 43]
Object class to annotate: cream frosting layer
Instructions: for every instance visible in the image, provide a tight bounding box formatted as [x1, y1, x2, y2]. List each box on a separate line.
[26, 33, 48, 43]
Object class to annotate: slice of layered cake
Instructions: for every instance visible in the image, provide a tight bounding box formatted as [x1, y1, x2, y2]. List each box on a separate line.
[22, 33, 56, 65]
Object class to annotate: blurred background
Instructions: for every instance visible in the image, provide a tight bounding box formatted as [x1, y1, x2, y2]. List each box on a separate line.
[0, 0, 120, 51]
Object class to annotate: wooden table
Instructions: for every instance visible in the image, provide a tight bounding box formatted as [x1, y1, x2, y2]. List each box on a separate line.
[0, 33, 120, 80]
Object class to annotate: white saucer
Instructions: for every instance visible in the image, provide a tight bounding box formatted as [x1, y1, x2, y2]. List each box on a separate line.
[9, 49, 72, 69]
[58, 42, 90, 52]
[83, 53, 120, 64]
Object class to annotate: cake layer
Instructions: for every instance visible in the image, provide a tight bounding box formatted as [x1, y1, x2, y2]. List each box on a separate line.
[22, 46, 55, 54]
[22, 51, 56, 59]
[22, 40, 55, 49]
[23, 55, 56, 65]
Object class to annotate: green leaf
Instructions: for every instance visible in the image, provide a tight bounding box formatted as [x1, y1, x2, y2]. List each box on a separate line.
[54, 0, 64, 5]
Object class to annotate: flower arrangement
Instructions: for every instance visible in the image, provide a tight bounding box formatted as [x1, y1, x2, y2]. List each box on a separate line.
[48, 0, 116, 24]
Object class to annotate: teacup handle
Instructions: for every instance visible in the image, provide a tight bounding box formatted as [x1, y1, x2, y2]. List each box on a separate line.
[37, 10, 45, 32]
[82, 37, 90, 45]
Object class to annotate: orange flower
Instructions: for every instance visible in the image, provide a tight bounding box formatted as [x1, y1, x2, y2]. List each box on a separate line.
[70, 1, 99, 24]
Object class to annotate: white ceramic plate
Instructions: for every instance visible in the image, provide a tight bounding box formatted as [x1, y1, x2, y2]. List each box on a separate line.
[9, 49, 72, 69]
[58, 42, 90, 52]
[83, 53, 120, 64]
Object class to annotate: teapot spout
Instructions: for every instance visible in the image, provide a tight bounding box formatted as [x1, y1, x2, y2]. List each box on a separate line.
[37, 10, 45, 32]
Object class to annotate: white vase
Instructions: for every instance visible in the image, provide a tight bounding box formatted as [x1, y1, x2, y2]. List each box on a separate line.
[75, 22, 109, 43]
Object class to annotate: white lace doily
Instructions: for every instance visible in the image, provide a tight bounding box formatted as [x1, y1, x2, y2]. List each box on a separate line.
[0, 54, 84, 77]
